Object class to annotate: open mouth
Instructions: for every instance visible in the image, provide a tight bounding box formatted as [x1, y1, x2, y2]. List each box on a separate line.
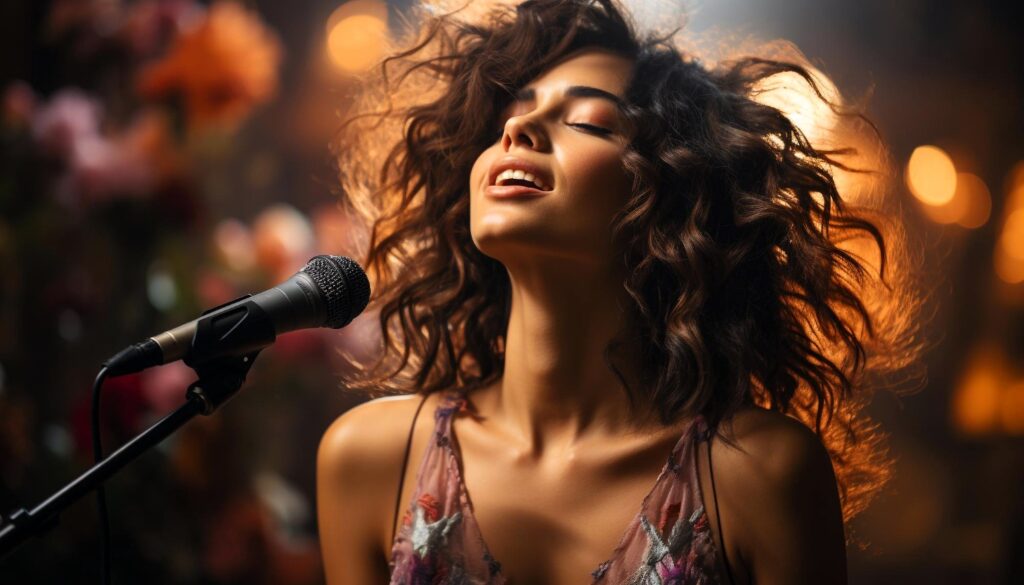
[492, 169, 552, 191]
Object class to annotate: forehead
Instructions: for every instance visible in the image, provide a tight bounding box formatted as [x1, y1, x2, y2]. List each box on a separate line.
[519, 48, 633, 101]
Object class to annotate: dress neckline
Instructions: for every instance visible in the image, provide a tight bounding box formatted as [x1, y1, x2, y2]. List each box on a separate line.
[437, 389, 706, 583]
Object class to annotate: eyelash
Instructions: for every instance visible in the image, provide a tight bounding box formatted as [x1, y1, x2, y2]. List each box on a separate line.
[493, 122, 612, 139]
[570, 123, 612, 135]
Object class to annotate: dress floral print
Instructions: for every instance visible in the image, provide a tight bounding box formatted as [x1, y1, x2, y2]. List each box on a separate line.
[388, 391, 726, 584]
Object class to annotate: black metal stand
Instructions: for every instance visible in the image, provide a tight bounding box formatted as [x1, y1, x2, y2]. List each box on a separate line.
[0, 350, 261, 558]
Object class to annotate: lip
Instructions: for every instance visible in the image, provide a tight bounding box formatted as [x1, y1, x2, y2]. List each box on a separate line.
[487, 156, 554, 192]
[484, 184, 548, 199]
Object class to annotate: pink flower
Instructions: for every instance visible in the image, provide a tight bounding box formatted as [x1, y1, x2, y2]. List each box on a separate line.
[31, 88, 101, 160]
[32, 94, 174, 205]
[68, 130, 156, 202]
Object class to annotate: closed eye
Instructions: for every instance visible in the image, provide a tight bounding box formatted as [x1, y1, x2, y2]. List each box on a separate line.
[570, 123, 612, 135]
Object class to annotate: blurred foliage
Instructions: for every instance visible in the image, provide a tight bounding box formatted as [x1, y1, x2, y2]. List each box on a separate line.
[0, 1, 368, 583]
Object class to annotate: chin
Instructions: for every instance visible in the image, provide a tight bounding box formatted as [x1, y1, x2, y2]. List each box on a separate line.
[472, 223, 545, 261]
[471, 226, 524, 260]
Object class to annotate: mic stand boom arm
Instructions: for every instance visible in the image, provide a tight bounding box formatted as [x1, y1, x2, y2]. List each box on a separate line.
[0, 350, 261, 558]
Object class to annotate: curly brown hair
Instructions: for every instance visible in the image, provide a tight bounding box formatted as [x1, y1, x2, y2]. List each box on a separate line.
[331, 0, 929, 533]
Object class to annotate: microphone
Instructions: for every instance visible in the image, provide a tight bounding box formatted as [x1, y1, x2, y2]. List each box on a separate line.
[102, 255, 370, 377]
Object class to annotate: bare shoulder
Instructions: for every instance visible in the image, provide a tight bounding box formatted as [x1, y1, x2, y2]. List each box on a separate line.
[318, 393, 437, 471]
[317, 392, 440, 511]
[710, 406, 847, 584]
[316, 393, 440, 584]
[714, 406, 834, 482]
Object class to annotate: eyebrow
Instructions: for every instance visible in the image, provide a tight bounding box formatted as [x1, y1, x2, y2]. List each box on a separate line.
[513, 85, 625, 109]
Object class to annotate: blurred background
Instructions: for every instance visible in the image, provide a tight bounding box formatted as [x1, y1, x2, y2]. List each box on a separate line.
[0, 0, 1021, 583]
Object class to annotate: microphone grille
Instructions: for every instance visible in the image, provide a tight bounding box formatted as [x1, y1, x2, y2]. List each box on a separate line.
[301, 255, 371, 328]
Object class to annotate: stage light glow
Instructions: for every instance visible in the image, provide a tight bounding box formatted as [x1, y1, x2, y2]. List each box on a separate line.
[1001, 379, 1024, 435]
[906, 145, 956, 207]
[751, 67, 841, 149]
[1007, 161, 1024, 196]
[994, 250, 1024, 284]
[951, 344, 1006, 436]
[919, 172, 991, 227]
[1006, 179, 1024, 215]
[326, 0, 389, 73]
[999, 208, 1024, 262]
[995, 179, 1024, 284]
[955, 173, 992, 229]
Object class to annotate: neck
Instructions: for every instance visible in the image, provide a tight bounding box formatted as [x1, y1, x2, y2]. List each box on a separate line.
[490, 257, 646, 459]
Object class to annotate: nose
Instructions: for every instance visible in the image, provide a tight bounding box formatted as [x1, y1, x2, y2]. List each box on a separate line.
[501, 114, 548, 152]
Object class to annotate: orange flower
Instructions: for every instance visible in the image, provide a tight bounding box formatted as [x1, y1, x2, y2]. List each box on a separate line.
[136, 1, 282, 130]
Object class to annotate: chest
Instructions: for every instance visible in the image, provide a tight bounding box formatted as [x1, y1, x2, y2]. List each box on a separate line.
[453, 426, 682, 584]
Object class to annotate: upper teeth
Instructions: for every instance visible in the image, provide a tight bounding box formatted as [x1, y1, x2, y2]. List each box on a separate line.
[495, 168, 550, 190]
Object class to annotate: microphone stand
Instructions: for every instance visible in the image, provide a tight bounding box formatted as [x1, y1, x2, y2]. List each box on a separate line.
[0, 349, 262, 558]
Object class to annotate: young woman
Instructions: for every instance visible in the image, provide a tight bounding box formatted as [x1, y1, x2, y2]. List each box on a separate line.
[317, 1, 924, 583]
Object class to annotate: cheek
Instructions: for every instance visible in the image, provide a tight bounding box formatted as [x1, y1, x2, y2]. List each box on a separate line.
[559, 144, 631, 213]
[469, 153, 490, 193]
[468, 150, 508, 242]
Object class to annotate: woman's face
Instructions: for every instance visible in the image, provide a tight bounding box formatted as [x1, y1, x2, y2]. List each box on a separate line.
[468, 48, 634, 269]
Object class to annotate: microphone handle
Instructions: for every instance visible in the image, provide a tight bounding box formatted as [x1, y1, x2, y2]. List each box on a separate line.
[103, 271, 327, 377]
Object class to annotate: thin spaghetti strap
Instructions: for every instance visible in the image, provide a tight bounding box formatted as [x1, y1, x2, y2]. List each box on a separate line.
[707, 430, 738, 585]
[391, 392, 431, 545]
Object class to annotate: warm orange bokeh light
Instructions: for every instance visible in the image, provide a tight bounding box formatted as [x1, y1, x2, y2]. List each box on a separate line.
[994, 250, 1024, 284]
[956, 173, 992, 228]
[920, 172, 991, 227]
[1006, 182, 1024, 215]
[1000, 380, 1024, 435]
[919, 172, 968, 225]
[995, 177, 1024, 285]
[952, 344, 1009, 436]
[1007, 161, 1024, 196]
[999, 208, 1024, 262]
[906, 145, 957, 207]
[326, 0, 389, 73]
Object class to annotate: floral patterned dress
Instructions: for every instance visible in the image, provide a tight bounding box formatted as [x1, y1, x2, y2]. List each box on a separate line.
[387, 390, 727, 585]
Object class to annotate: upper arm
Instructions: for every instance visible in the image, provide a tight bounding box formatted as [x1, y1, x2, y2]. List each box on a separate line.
[713, 408, 848, 585]
[317, 395, 427, 585]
